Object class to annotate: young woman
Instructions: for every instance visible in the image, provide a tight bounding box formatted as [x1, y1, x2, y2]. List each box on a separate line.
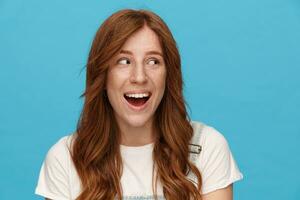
[35, 9, 243, 200]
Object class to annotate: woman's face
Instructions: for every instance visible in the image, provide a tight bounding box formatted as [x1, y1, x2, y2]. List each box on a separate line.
[106, 25, 166, 131]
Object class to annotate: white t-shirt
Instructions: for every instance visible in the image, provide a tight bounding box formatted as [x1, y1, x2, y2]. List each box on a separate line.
[35, 121, 243, 200]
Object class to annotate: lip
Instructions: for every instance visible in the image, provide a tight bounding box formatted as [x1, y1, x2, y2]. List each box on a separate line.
[123, 92, 152, 112]
[124, 90, 152, 95]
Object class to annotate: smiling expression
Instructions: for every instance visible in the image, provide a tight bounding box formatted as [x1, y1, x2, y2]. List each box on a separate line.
[106, 25, 166, 131]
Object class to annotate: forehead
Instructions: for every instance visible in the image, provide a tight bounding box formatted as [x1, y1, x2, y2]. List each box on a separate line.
[121, 25, 162, 53]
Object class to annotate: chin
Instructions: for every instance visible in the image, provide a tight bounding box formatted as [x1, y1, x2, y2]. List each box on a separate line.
[124, 116, 153, 128]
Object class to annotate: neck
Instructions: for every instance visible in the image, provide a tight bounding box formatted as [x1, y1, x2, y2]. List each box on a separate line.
[118, 120, 157, 146]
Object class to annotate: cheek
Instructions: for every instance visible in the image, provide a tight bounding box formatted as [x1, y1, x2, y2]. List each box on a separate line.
[106, 70, 126, 90]
[154, 68, 167, 91]
[147, 70, 166, 106]
[106, 72, 121, 106]
[106, 70, 130, 108]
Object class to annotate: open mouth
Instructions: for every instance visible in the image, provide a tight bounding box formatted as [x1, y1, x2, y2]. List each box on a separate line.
[124, 92, 151, 107]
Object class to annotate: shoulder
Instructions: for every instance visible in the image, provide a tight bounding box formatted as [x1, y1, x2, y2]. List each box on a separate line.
[47, 135, 73, 157]
[190, 120, 228, 148]
[35, 134, 77, 199]
[190, 120, 231, 166]
[189, 120, 243, 194]
[44, 134, 74, 174]
[190, 120, 232, 164]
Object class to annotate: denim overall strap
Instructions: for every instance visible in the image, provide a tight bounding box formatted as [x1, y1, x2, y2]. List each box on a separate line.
[187, 121, 205, 185]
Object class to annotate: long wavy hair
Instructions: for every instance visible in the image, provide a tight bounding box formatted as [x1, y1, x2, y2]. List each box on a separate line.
[71, 9, 202, 200]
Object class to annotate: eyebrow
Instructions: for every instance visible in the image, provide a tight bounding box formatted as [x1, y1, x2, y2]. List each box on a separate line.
[119, 49, 163, 57]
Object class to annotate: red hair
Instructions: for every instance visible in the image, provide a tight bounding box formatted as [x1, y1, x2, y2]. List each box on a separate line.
[71, 9, 202, 200]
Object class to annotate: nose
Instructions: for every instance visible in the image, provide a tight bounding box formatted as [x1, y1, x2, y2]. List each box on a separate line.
[129, 63, 147, 84]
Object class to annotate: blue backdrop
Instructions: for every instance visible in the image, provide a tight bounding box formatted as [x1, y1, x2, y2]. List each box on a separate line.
[0, 0, 299, 199]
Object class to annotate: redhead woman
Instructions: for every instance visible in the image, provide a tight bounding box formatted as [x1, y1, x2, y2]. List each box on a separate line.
[35, 9, 243, 200]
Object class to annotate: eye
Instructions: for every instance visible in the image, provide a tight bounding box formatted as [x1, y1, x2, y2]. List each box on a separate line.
[147, 58, 160, 65]
[117, 58, 131, 65]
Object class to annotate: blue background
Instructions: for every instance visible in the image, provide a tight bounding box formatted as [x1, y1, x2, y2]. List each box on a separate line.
[1, 0, 299, 199]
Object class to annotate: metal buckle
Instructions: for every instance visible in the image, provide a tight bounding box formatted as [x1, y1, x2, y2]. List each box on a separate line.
[189, 144, 202, 154]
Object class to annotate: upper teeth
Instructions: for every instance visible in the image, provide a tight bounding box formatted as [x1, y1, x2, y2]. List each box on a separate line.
[125, 93, 150, 98]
